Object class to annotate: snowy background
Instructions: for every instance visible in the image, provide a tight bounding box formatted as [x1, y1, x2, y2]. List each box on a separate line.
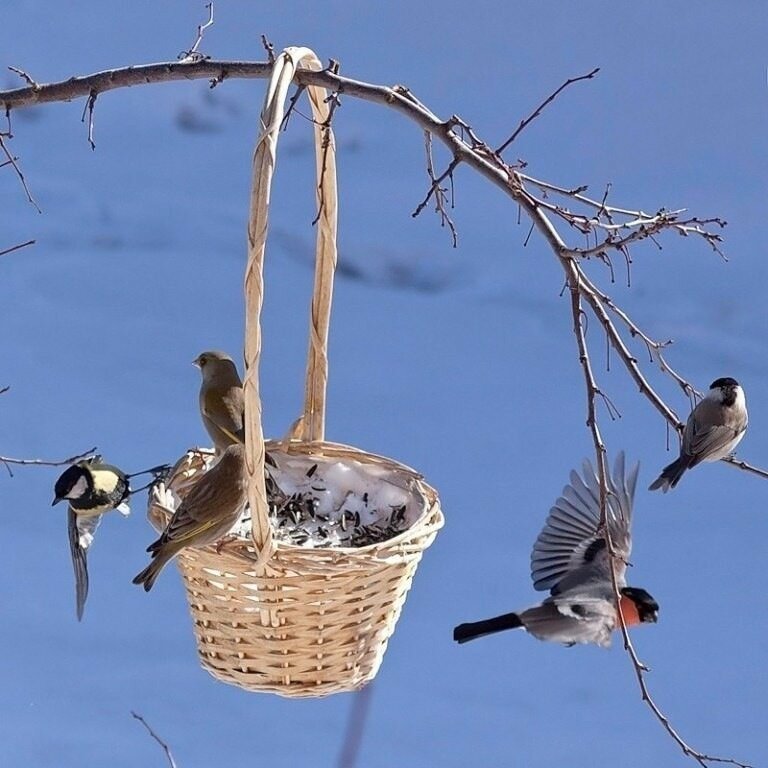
[1, 2, 766, 766]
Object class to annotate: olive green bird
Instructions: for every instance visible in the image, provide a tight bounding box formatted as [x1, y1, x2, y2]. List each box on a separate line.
[132, 443, 247, 591]
[194, 350, 245, 454]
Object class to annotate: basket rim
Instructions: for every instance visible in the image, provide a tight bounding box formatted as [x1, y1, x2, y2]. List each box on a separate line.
[147, 439, 444, 565]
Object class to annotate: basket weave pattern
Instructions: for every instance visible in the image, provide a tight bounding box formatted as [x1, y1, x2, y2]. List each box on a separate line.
[148, 442, 442, 695]
[147, 47, 443, 696]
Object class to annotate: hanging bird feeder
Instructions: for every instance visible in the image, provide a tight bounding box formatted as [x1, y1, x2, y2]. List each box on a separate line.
[147, 47, 444, 697]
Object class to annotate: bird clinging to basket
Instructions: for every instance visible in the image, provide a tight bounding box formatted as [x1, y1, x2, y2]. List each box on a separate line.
[52, 457, 170, 620]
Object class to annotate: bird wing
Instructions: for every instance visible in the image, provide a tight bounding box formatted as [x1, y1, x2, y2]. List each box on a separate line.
[68, 508, 101, 621]
[684, 399, 745, 463]
[530, 452, 638, 594]
[202, 387, 245, 442]
[151, 463, 233, 549]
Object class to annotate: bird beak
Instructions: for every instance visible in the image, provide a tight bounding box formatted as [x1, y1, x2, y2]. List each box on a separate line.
[192, 357, 200, 368]
[648, 610, 659, 624]
[52, 496, 63, 506]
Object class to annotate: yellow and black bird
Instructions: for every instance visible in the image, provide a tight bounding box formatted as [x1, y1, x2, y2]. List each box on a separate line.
[53, 457, 170, 620]
[194, 350, 245, 454]
[132, 443, 247, 592]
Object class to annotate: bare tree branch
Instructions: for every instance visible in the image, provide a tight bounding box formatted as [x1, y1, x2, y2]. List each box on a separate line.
[336, 684, 375, 768]
[80, 90, 97, 149]
[131, 711, 178, 768]
[0, 55, 762, 765]
[0, 446, 97, 478]
[569, 270, 754, 768]
[412, 131, 457, 246]
[0, 239, 35, 257]
[496, 67, 600, 154]
[0, 134, 41, 212]
[178, 2, 214, 63]
[7, 65, 39, 89]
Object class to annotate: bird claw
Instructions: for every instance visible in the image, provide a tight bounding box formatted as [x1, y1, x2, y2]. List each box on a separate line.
[215, 534, 238, 553]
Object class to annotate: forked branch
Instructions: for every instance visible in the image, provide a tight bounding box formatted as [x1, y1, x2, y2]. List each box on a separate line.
[0, 53, 761, 766]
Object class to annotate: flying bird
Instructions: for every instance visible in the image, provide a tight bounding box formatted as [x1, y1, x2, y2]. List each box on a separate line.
[194, 350, 245, 454]
[453, 453, 658, 648]
[53, 457, 170, 620]
[649, 377, 748, 492]
[132, 442, 247, 592]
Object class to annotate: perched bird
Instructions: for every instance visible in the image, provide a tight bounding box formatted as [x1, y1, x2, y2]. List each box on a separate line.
[453, 453, 658, 648]
[133, 442, 247, 592]
[649, 377, 748, 493]
[52, 457, 171, 620]
[194, 350, 245, 454]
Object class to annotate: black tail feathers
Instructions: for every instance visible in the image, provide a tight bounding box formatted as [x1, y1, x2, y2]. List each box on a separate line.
[453, 612, 523, 644]
[648, 455, 691, 493]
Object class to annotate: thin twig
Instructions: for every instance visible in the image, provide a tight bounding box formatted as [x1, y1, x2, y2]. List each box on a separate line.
[496, 67, 600, 154]
[0, 239, 35, 257]
[0, 446, 97, 478]
[336, 684, 375, 768]
[178, 2, 214, 63]
[80, 90, 97, 150]
[280, 84, 307, 131]
[131, 711, 178, 768]
[7, 65, 39, 89]
[413, 131, 457, 246]
[0, 134, 41, 212]
[260, 34, 276, 63]
[311, 89, 340, 228]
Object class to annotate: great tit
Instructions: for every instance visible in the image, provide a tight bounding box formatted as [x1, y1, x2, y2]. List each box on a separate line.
[53, 457, 170, 620]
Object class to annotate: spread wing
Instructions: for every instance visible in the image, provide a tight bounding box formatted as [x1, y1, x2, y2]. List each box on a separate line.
[68, 508, 101, 621]
[530, 452, 638, 594]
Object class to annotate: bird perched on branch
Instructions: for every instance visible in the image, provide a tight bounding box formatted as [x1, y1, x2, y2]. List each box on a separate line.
[453, 453, 658, 648]
[649, 377, 748, 493]
[194, 350, 245, 454]
[52, 457, 171, 620]
[132, 442, 247, 592]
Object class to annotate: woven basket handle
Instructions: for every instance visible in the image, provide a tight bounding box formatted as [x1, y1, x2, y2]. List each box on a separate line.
[243, 47, 339, 560]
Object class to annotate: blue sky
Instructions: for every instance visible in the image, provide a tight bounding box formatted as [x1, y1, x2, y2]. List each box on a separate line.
[1, 2, 766, 766]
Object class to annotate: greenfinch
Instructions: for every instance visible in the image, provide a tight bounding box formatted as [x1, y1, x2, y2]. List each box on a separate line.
[193, 350, 245, 454]
[132, 443, 247, 592]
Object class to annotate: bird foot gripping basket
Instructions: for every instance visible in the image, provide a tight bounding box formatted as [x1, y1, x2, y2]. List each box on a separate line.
[147, 47, 444, 697]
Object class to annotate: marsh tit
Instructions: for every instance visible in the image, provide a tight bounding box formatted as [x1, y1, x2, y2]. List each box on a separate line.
[649, 377, 747, 493]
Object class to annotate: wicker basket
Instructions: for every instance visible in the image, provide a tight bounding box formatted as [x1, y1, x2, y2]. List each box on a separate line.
[147, 47, 443, 697]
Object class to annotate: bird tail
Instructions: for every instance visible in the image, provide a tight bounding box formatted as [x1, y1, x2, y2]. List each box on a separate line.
[648, 456, 690, 493]
[453, 612, 523, 644]
[132, 549, 175, 592]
